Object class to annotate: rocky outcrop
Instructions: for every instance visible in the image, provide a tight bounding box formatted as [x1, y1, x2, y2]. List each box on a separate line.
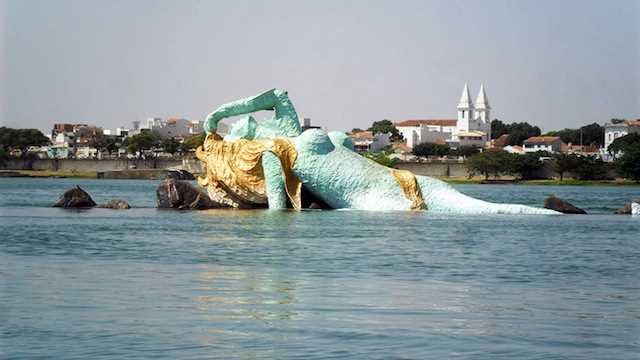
[166, 170, 196, 180]
[53, 186, 97, 208]
[99, 199, 131, 209]
[543, 195, 586, 214]
[614, 199, 640, 214]
[156, 179, 226, 210]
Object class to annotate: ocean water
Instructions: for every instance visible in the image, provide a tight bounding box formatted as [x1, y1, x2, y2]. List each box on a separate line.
[1, 178, 639, 359]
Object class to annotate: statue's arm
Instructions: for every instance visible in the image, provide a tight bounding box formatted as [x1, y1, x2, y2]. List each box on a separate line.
[204, 89, 300, 135]
[261, 151, 288, 209]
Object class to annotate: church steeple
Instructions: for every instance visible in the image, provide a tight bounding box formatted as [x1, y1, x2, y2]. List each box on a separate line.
[457, 83, 474, 132]
[457, 83, 473, 110]
[475, 84, 490, 110]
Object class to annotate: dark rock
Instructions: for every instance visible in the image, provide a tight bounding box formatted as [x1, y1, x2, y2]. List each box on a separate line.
[53, 185, 97, 208]
[156, 179, 226, 210]
[543, 195, 586, 214]
[308, 203, 323, 209]
[166, 170, 196, 180]
[99, 199, 131, 209]
[614, 198, 640, 214]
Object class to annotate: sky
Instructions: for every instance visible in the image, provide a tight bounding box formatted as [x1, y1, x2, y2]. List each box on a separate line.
[1, 0, 639, 134]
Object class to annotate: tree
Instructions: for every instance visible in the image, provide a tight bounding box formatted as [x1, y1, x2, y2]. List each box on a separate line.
[0, 127, 50, 157]
[162, 137, 180, 155]
[127, 132, 158, 157]
[412, 142, 450, 157]
[490, 120, 541, 145]
[608, 133, 640, 156]
[545, 123, 604, 147]
[181, 133, 206, 152]
[615, 143, 640, 182]
[549, 153, 580, 181]
[363, 151, 397, 168]
[451, 145, 480, 158]
[491, 119, 509, 139]
[466, 150, 513, 179]
[94, 135, 119, 156]
[510, 152, 545, 180]
[351, 128, 364, 133]
[368, 120, 402, 141]
[574, 155, 609, 180]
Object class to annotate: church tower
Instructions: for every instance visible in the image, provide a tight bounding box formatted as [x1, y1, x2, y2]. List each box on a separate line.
[457, 83, 474, 133]
[474, 84, 491, 140]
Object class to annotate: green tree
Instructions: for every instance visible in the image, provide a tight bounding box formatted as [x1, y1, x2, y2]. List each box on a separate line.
[0, 127, 50, 157]
[412, 142, 450, 157]
[127, 132, 158, 157]
[608, 133, 640, 156]
[490, 119, 509, 139]
[511, 152, 545, 180]
[466, 150, 513, 179]
[162, 137, 180, 155]
[549, 153, 581, 181]
[544, 123, 604, 147]
[490, 120, 541, 145]
[351, 128, 364, 133]
[451, 145, 480, 158]
[615, 143, 640, 182]
[363, 151, 397, 168]
[181, 133, 206, 152]
[368, 120, 402, 141]
[574, 155, 609, 180]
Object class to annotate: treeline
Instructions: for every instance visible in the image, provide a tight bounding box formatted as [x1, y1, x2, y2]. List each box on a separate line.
[490, 120, 605, 147]
[465, 133, 640, 182]
[412, 143, 480, 158]
[466, 151, 611, 181]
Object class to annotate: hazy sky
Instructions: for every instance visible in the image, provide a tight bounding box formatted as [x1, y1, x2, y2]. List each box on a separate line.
[1, 0, 639, 133]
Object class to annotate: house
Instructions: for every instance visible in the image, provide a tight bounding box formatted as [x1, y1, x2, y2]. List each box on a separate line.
[503, 145, 524, 154]
[603, 119, 640, 160]
[491, 134, 510, 148]
[395, 83, 492, 148]
[349, 131, 390, 153]
[522, 136, 564, 153]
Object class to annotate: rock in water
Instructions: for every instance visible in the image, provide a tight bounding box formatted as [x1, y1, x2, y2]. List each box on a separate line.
[100, 199, 131, 209]
[614, 198, 640, 214]
[632, 202, 640, 216]
[156, 179, 225, 210]
[166, 170, 196, 180]
[53, 186, 97, 208]
[543, 195, 586, 214]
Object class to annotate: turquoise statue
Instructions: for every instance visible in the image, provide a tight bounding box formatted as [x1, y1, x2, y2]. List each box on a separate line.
[197, 89, 557, 214]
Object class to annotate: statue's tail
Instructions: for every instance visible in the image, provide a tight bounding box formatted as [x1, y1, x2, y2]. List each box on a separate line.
[417, 176, 559, 215]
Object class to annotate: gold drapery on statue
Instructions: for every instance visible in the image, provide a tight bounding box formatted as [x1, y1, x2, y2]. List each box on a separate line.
[195, 133, 302, 209]
[391, 169, 426, 210]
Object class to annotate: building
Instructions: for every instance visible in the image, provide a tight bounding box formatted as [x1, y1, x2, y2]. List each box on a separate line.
[522, 136, 564, 153]
[395, 83, 492, 148]
[350, 131, 391, 153]
[603, 119, 640, 152]
[301, 117, 321, 131]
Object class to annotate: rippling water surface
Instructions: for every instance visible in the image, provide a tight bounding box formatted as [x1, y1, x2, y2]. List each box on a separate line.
[1, 178, 639, 359]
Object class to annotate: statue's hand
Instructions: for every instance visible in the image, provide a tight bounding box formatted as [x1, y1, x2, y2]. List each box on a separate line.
[204, 107, 225, 134]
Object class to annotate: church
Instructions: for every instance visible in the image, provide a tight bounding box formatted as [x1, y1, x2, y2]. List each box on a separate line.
[395, 83, 492, 148]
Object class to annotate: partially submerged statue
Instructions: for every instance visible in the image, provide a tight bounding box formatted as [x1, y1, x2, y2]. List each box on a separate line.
[196, 89, 556, 214]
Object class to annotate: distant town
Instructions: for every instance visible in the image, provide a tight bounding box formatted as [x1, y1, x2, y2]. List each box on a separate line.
[1, 83, 639, 182]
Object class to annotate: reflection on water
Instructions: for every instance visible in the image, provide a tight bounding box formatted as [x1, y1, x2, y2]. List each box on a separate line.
[1, 178, 640, 359]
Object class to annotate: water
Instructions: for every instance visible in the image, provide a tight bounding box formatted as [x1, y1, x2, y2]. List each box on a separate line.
[1, 178, 639, 359]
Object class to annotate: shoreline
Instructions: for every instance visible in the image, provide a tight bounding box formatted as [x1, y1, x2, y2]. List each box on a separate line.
[2, 170, 638, 186]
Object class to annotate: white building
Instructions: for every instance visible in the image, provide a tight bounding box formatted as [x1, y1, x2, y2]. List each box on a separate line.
[522, 136, 564, 153]
[350, 131, 391, 153]
[604, 119, 640, 152]
[396, 83, 492, 148]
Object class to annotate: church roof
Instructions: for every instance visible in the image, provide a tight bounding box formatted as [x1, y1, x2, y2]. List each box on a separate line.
[395, 119, 457, 127]
[457, 83, 473, 109]
[475, 84, 490, 109]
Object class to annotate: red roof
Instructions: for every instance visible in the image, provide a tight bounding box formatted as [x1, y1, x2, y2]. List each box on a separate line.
[523, 136, 561, 145]
[395, 119, 457, 127]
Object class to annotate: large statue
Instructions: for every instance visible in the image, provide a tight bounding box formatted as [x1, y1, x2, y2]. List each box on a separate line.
[196, 89, 557, 214]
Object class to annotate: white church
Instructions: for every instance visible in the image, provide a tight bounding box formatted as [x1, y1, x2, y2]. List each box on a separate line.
[395, 83, 492, 148]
